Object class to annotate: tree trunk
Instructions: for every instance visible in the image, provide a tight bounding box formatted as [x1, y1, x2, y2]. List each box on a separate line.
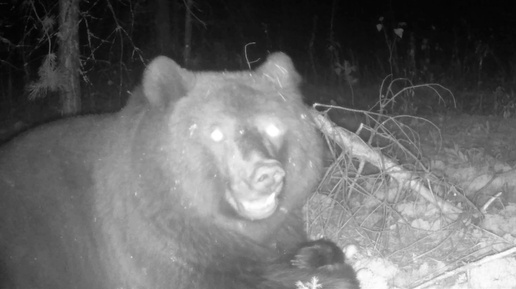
[156, 0, 173, 56]
[172, 0, 181, 57]
[58, 0, 81, 115]
[183, 0, 194, 67]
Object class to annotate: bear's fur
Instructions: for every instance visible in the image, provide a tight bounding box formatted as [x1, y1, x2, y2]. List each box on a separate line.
[0, 53, 357, 289]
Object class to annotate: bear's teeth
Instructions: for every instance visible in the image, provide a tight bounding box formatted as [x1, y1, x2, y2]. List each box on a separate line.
[242, 193, 276, 212]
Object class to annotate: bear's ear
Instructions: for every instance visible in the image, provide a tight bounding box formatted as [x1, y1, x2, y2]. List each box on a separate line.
[143, 56, 194, 108]
[256, 52, 301, 89]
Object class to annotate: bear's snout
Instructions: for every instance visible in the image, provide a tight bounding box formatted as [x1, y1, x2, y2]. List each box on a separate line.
[251, 161, 285, 196]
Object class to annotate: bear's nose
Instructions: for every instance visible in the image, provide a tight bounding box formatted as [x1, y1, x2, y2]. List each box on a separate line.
[251, 161, 286, 195]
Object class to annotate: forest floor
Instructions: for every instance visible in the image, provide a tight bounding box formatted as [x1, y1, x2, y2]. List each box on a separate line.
[308, 110, 516, 289]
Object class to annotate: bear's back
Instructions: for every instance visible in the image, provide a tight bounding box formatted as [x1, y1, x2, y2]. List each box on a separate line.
[0, 114, 126, 289]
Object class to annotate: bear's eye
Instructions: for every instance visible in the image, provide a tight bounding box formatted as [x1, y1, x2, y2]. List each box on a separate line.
[265, 124, 281, 138]
[210, 128, 225, 142]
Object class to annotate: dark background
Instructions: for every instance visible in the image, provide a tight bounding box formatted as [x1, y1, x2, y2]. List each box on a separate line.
[1, 0, 515, 136]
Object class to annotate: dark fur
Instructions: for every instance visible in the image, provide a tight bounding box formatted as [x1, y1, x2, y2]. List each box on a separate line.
[286, 239, 360, 288]
[0, 53, 358, 289]
[292, 239, 345, 269]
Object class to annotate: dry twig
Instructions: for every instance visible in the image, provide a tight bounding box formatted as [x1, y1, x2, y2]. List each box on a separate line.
[311, 109, 462, 217]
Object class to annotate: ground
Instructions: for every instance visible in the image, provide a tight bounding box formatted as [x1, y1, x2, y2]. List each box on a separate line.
[310, 111, 516, 289]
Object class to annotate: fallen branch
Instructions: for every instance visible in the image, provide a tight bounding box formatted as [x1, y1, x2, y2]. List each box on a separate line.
[311, 109, 463, 216]
[411, 246, 516, 289]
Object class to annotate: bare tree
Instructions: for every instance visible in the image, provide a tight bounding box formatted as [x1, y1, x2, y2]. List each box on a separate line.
[183, 0, 193, 67]
[58, 0, 81, 115]
[156, 0, 173, 56]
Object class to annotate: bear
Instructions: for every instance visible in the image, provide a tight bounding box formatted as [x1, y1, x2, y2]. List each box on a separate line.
[265, 239, 360, 289]
[291, 239, 346, 270]
[0, 52, 359, 289]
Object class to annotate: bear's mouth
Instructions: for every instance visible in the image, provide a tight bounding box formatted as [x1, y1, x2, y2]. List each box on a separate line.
[225, 190, 279, 220]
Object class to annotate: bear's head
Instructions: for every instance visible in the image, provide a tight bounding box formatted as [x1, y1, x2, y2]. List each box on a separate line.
[129, 53, 324, 239]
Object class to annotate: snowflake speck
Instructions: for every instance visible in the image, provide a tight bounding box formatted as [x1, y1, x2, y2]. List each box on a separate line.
[188, 124, 198, 136]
